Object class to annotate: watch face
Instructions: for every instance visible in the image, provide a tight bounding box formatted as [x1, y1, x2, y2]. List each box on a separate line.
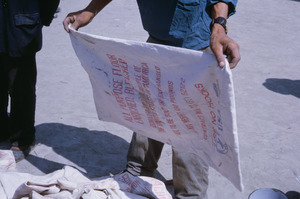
[211, 17, 227, 33]
[215, 17, 226, 26]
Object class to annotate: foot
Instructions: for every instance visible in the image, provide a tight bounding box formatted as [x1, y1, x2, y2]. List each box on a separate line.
[10, 140, 36, 162]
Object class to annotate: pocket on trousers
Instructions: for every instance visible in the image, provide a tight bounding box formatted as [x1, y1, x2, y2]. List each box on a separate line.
[14, 13, 41, 26]
[11, 13, 42, 55]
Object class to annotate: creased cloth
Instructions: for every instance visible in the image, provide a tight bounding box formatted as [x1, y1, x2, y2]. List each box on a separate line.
[0, 150, 16, 171]
[69, 27, 243, 191]
[0, 166, 172, 199]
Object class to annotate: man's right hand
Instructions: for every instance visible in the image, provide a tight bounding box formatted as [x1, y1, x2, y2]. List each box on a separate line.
[63, 0, 112, 33]
[63, 10, 95, 32]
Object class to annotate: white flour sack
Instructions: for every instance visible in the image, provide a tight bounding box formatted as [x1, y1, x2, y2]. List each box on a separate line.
[69, 28, 243, 191]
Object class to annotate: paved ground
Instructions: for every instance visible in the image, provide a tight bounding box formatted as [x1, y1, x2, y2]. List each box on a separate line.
[5, 0, 300, 198]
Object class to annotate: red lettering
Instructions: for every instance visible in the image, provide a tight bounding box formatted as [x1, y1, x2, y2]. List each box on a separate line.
[185, 124, 194, 130]
[177, 112, 189, 123]
[196, 83, 215, 109]
[113, 79, 123, 90]
[125, 86, 134, 95]
[172, 104, 180, 112]
[194, 108, 202, 115]
[173, 129, 181, 135]
[123, 112, 133, 122]
[112, 68, 122, 76]
[194, 83, 204, 89]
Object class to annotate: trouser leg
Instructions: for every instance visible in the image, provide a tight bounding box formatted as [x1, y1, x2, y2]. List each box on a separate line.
[172, 149, 209, 199]
[0, 54, 10, 140]
[126, 132, 209, 198]
[8, 54, 37, 146]
[126, 132, 164, 177]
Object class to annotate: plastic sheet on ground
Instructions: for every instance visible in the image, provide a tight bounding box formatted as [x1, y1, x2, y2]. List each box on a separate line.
[69, 28, 243, 191]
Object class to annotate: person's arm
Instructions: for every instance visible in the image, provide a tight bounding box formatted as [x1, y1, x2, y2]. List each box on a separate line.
[63, 0, 112, 32]
[210, 2, 240, 69]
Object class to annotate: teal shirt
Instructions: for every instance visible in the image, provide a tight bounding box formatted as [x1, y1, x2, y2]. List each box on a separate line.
[137, 0, 237, 50]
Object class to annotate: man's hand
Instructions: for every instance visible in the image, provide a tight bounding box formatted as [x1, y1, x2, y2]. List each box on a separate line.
[63, 10, 95, 32]
[63, 0, 111, 32]
[210, 25, 240, 69]
[210, 2, 241, 69]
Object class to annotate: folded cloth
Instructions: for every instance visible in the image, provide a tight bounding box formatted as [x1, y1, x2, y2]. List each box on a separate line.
[0, 150, 16, 172]
[0, 166, 172, 199]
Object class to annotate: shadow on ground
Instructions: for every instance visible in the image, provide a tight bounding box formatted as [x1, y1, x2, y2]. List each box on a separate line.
[263, 78, 300, 98]
[27, 123, 168, 183]
[25, 123, 129, 178]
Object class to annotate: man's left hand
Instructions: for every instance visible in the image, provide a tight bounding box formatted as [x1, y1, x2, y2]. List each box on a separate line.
[210, 25, 241, 69]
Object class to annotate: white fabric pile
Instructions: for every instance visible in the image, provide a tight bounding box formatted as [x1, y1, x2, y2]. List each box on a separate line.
[0, 150, 16, 171]
[0, 165, 172, 199]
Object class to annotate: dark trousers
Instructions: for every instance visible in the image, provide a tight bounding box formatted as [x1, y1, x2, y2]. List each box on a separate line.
[0, 53, 37, 146]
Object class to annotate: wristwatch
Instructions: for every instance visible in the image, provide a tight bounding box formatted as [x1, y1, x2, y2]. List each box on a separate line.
[210, 17, 228, 34]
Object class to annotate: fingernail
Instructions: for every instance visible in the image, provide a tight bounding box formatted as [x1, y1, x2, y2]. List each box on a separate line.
[219, 62, 225, 67]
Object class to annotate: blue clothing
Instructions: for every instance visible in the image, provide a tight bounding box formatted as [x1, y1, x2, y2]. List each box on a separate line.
[0, 0, 42, 57]
[137, 0, 237, 50]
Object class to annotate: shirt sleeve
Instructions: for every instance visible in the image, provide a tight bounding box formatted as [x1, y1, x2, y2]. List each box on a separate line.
[207, 0, 238, 17]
